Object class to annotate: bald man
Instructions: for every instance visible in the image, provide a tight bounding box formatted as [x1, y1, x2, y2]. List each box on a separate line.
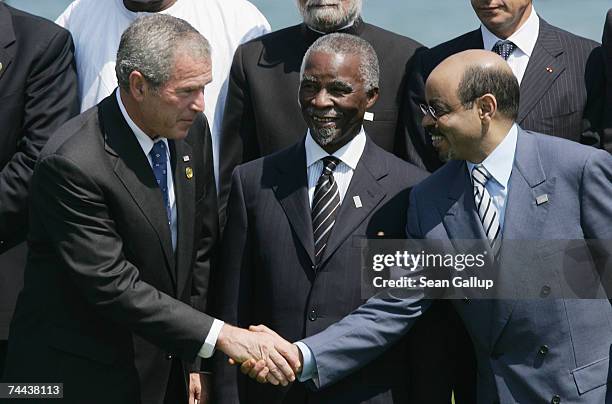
[245, 50, 612, 403]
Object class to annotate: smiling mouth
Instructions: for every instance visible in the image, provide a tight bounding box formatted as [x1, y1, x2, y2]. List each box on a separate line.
[430, 134, 446, 148]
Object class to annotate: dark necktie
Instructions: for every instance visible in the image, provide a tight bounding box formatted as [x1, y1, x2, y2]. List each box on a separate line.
[492, 40, 517, 60]
[471, 165, 501, 256]
[150, 141, 171, 225]
[312, 157, 341, 263]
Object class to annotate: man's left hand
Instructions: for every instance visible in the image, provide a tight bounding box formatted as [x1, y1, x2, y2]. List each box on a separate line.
[189, 372, 210, 404]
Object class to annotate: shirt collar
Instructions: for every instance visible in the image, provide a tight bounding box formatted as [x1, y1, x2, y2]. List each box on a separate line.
[115, 89, 169, 157]
[467, 123, 518, 190]
[481, 5, 539, 57]
[305, 127, 366, 171]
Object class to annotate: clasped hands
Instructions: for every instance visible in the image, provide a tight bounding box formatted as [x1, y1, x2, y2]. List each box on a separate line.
[217, 324, 303, 386]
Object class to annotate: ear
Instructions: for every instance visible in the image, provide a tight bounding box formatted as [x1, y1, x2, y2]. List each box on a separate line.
[365, 87, 379, 109]
[477, 93, 497, 123]
[128, 71, 149, 102]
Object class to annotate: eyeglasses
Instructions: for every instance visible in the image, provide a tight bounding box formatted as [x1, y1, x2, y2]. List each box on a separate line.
[419, 101, 467, 121]
[419, 103, 439, 120]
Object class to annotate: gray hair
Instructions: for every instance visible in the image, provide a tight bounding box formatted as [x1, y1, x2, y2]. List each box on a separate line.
[116, 14, 211, 91]
[300, 33, 379, 92]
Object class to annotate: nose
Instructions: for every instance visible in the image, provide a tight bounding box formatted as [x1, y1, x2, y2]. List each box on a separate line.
[311, 89, 333, 109]
[422, 113, 435, 129]
[191, 90, 205, 113]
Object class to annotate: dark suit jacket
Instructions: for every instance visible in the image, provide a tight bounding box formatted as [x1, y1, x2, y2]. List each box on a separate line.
[403, 18, 607, 171]
[218, 18, 425, 223]
[212, 136, 430, 403]
[4, 94, 219, 404]
[0, 4, 78, 339]
[603, 9, 612, 152]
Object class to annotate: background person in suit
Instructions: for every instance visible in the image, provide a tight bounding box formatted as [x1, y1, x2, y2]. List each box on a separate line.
[212, 33, 431, 404]
[404, 0, 607, 172]
[217, 0, 425, 226]
[602, 8, 612, 152]
[3, 15, 299, 404]
[0, 3, 78, 376]
[247, 49, 612, 404]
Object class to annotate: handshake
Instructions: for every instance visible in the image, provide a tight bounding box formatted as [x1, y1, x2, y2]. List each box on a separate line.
[216, 323, 303, 386]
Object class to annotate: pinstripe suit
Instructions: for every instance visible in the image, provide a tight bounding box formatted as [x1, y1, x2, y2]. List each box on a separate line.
[211, 136, 433, 404]
[403, 18, 607, 171]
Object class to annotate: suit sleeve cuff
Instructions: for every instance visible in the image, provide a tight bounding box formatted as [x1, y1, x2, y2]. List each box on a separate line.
[198, 319, 224, 358]
[295, 341, 319, 387]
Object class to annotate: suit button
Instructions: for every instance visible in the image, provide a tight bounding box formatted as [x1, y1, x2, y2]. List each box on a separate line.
[166, 354, 174, 360]
[308, 309, 317, 321]
[551, 395, 561, 404]
[0, 240, 4, 245]
[538, 345, 549, 356]
[311, 264, 317, 271]
[540, 286, 551, 297]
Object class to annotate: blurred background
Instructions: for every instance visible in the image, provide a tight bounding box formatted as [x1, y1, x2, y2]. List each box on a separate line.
[4, 0, 610, 47]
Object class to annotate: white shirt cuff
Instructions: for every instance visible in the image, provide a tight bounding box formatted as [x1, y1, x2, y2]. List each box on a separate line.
[295, 341, 319, 386]
[198, 319, 224, 358]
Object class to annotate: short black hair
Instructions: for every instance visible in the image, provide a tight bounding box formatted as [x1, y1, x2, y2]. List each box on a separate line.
[456, 65, 520, 120]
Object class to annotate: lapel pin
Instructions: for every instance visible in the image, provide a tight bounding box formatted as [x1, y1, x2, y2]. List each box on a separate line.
[545, 67, 553, 73]
[185, 167, 193, 179]
[536, 194, 549, 205]
[364, 111, 374, 121]
[353, 195, 362, 208]
[377, 231, 385, 237]
[182, 155, 190, 162]
[0, 62, 3, 73]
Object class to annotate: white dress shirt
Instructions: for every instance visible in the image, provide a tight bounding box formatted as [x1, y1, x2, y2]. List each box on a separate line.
[481, 5, 540, 85]
[115, 89, 223, 359]
[305, 127, 366, 207]
[466, 124, 518, 231]
[57, 0, 271, 184]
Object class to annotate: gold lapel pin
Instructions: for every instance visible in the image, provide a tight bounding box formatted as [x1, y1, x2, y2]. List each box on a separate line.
[0, 62, 3, 73]
[545, 67, 553, 73]
[185, 167, 193, 179]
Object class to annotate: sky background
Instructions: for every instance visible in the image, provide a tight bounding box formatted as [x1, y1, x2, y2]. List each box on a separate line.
[4, 0, 610, 48]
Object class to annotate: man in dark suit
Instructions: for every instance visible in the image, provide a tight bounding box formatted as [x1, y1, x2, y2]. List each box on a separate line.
[0, 3, 78, 376]
[603, 8, 612, 152]
[3, 15, 300, 404]
[213, 33, 431, 403]
[404, 0, 607, 171]
[246, 49, 612, 404]
[218, 0, 425, 224]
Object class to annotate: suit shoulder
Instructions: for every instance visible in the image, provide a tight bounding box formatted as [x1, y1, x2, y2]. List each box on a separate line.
[40, 108, 101, 164]
[361, 21, 423, 50]
[413, 160, 462, 196]
[237, 24, 302, 52]
[7, 4, 69, 39]
[545, 21, 599, 49]
[417, 30, 480, 72]
[529, 131, 607, 168]
[366, 140, 429, 187]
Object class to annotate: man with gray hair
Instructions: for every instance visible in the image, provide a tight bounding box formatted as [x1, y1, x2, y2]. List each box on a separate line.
[4, 15, 298, 404]
[212, 33, 429, 403]
[217, 0, 425, 228]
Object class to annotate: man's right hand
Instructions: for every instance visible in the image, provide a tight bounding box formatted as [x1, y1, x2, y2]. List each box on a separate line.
[216, 324, 300, 386]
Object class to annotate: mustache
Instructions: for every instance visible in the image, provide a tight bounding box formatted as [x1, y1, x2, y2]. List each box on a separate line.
[306, 107, 343, 118]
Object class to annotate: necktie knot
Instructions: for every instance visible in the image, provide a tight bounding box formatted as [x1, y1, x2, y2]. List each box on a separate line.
[492, 40, 517, 60]
[321, 156, 340, 176]
[472, 165, 491, 188]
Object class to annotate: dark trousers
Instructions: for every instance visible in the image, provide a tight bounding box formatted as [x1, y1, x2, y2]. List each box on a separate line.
[164, 359, 187, 404]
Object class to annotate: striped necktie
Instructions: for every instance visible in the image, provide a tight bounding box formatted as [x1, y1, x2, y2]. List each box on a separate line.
[492, 40, 517, 60]
[471, 165, 501, 255]
[312, 157, 341, 263]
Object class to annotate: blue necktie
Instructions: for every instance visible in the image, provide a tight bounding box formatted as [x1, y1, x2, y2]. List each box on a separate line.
[492, 40, 517, 60]
[150, 141, 171, 224]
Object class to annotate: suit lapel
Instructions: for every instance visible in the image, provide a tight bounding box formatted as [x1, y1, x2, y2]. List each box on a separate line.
[489, 129, 555, 350]
[100, 95, 177, 287]
[440, 161, 487, 241]
[273, 141, 316, 265]
[318, 139, 386, 267]
[0, 5, 16, 82]
[517, 19, 566, 124]
[171, 139, 194, 297]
